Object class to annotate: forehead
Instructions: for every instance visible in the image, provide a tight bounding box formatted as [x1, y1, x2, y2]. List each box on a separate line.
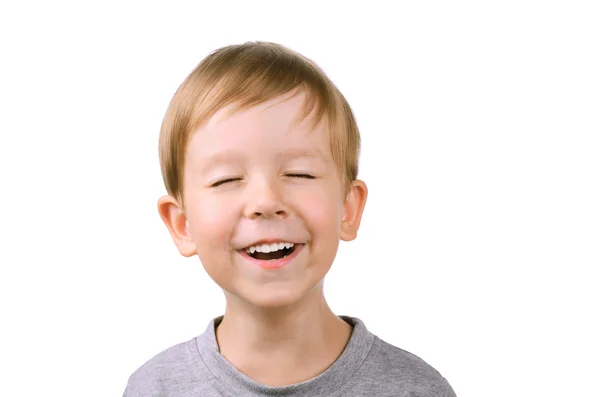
[208, 93, 315, 134]
[188, 93, 330, 158]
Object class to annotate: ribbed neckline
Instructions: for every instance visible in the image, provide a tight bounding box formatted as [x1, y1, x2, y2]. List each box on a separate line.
[196, 315, 375, 397]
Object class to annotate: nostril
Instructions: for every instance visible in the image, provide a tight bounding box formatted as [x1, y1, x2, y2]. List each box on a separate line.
[248, 209, 287, 219]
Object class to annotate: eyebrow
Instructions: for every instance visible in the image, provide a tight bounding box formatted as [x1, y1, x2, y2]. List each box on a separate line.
[196, 151, 243, 174]
[197, 147, 328, 175]
[277, 147, 327, 160]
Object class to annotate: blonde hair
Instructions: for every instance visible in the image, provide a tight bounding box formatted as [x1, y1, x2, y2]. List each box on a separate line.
[159, 41, 360, 209]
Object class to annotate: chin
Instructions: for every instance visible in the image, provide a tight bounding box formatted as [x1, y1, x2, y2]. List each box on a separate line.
[236, 284, 316, 310]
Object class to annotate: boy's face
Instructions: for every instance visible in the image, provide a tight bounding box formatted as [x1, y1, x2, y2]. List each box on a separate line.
[159, 93, 367, 309]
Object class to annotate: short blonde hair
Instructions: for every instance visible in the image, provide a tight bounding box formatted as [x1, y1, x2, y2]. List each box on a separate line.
[159, 41, 361, 208]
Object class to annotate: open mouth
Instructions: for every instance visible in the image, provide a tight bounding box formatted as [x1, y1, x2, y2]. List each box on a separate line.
[244, 243, 298, 261]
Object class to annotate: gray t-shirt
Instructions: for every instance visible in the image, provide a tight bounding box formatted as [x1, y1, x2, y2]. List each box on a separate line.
[123, 316, 456, 396]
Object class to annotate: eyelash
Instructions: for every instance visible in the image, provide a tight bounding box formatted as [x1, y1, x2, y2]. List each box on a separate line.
[286, 173, 315, 179]
[211, 178, 242, 187]
[210, 174, 315, 187]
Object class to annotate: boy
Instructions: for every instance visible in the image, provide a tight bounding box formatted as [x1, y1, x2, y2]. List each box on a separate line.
[123, 41, 456, 396]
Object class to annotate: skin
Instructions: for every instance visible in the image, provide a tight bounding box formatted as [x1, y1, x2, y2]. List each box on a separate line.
[158, 92, 368, 386]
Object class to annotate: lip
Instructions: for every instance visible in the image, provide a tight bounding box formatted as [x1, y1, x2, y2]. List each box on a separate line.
[238, 243, 305, 270]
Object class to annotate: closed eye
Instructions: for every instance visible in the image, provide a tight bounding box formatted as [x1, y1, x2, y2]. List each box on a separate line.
[210, 177, 242, 187]
[286, 173, 316, 179]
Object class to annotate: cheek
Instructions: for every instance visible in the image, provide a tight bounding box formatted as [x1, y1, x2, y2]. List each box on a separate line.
[293, 187, 343, 232]
[187, 195, 236, 249]
[296, 190, 342, 270]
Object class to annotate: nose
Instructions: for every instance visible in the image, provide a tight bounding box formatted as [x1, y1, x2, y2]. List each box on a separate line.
[243, 176, 288, 220]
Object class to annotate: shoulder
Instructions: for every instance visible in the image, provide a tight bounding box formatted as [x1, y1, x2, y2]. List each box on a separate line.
[370, 336, 445, 379]
[354, 336, 456, 396]
[123, 338, 209, 397]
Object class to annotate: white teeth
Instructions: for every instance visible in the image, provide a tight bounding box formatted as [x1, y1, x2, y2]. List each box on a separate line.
[246, 242, 295, 253]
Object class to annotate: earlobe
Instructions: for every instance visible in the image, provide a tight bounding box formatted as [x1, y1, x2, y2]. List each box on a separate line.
[157, 195, 197, 257]
[340, 180, 368, 242]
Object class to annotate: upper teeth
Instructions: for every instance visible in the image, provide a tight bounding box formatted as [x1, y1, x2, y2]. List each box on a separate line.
[246, 242, 294, 254]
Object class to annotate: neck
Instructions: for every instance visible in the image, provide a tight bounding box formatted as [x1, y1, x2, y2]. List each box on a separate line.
[215, 283, 353, 386]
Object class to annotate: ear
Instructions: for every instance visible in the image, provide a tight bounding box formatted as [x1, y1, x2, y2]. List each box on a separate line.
[157, 195, 197, 257]
[340, 180, 368, 242]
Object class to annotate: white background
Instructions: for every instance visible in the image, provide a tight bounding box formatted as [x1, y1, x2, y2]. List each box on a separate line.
[1, 1, 598, 396]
